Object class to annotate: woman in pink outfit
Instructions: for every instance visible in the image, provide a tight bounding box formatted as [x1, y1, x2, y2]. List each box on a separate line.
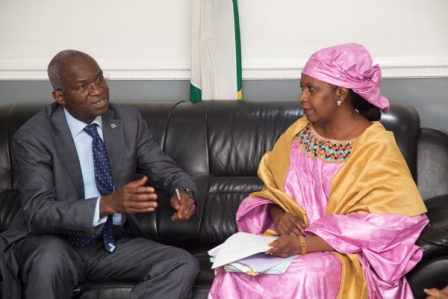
[208, 43, 428, 299]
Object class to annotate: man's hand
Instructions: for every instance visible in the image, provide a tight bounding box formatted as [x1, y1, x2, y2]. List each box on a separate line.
[271, 205, 306, 236]
[170, 190, 196, 221]
[424, 286, 448, 299]
[100, 176, 158, 217]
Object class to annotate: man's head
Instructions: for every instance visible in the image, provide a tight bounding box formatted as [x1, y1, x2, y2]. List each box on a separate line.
[48, 50, 110, 124]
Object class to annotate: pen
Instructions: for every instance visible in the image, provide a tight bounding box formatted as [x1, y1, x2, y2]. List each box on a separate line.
[175, 188, 181, 201]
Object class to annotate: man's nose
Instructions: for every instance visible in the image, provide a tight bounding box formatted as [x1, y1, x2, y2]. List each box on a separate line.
[88, 82, 104, 95]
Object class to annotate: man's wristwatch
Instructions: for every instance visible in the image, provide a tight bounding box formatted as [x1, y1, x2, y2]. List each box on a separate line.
[178, 187, 195, 200]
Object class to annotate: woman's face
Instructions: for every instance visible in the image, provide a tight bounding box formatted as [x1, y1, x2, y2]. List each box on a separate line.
[299, 74, 339, 125]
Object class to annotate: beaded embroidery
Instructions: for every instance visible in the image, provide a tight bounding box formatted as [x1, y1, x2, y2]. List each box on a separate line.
[295, 124, 353, 162]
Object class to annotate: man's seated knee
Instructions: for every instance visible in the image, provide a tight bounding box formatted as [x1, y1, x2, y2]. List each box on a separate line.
[19, 235, 79, 271]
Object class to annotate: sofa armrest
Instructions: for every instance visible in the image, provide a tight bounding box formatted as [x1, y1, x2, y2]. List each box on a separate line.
[406, 257, 448, 299]
[416, 194, 448, 264]
[404, 194, 448, 298]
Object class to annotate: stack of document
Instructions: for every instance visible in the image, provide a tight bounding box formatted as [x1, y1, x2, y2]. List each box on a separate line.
[208, 232, 297, 276]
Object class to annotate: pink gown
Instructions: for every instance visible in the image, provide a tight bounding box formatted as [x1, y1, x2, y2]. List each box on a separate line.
[208, 136, 428, 299]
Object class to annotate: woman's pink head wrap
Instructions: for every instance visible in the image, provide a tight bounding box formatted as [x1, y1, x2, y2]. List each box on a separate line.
[302, 43, 389, 112]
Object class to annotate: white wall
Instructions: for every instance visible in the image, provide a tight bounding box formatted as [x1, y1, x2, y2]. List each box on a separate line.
[1, 0, 447, 80]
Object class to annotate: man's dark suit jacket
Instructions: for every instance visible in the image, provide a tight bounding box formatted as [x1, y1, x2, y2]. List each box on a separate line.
[0, 102, 197, 298]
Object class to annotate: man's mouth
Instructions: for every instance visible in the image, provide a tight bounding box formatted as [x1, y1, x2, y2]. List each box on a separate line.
[94, 98, 107, 107]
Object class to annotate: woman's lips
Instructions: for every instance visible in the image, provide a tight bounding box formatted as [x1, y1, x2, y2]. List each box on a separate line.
[303, 108, 312, 114]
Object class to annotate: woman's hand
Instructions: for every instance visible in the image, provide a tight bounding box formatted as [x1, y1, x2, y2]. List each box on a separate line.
[265, 235, 301, 258]
[265, 235, 335, 257]
[271, 205, 306, 236]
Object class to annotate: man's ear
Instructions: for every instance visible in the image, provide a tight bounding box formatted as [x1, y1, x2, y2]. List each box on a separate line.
[52, 90, 66, 106]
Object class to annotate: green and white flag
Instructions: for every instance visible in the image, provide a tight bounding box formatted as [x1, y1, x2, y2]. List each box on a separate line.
[190, 0, 242, 102]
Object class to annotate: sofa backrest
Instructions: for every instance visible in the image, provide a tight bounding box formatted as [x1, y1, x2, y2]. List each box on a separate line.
[163, 100, 304, 248]
[1, 100, 448, 249]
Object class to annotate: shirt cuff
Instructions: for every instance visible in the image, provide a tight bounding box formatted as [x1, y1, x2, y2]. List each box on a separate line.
[92, 197, 107, 226]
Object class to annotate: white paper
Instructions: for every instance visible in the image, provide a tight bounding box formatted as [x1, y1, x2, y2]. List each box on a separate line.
[236, 252, 298, 273]
[225, 257, 296, 275]
[207, 244, 222, 257]
[211, 232, 278, 269]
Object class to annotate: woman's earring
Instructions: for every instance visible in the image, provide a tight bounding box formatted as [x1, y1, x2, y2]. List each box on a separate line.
[337, 100, 341, 106]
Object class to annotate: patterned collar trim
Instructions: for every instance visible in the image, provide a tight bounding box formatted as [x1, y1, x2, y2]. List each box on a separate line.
[295, 124, 353, 162]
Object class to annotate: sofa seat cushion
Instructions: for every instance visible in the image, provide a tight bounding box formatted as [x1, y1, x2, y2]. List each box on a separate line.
[72, 280, 134, 299]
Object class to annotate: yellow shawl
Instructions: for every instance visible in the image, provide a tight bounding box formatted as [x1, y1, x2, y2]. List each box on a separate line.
[251, 117, 427, 298]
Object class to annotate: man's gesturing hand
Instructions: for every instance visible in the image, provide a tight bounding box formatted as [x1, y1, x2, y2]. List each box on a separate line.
[100, 176, 158, 217]
[170, 190, 196, 221]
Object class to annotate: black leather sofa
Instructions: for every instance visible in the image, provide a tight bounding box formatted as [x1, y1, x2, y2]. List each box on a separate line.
[0, 100, 448, 299]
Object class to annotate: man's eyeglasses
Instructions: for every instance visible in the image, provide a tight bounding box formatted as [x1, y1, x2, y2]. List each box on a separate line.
[56, 73, 110, 95]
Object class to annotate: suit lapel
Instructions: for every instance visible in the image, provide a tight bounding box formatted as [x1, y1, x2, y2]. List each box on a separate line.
[101, 108, 124, 188]
[50, 105, 85, 199]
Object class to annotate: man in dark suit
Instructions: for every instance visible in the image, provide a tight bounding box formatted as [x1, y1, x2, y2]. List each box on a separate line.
[0, 50, 200, 298]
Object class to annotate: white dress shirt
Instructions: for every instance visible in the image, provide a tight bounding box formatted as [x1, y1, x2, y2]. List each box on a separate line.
[64, 108, 125, 226]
